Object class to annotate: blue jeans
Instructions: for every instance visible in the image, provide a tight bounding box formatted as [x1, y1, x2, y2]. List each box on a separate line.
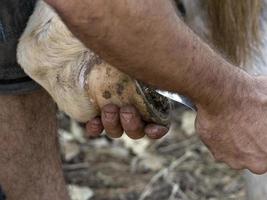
[0, 186, 5, 200]
[0, 0, 40, 94]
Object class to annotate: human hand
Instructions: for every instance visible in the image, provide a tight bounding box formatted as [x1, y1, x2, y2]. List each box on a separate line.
[18, 1, 170, 141]
[86, 104, 169, 140]
[45, 0, 267, 174]
[195, 76, 267, 174]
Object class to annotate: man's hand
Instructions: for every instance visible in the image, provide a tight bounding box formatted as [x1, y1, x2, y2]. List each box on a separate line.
[45, 0, 267, 173]
[86, 104, 169, 140]
[44, 0, 172, 140]
[196, 76, 267, 174]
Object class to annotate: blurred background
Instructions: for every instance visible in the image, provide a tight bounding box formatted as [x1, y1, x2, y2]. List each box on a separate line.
[59, 108, 245, 200]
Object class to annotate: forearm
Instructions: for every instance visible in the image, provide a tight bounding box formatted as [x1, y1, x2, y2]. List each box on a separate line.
[163, 23, 254, 110]
[98, 12, 253, 109]
[100, 12, 253, 111]
[43, 0, 267, 173]
[45, 0, 254, 111]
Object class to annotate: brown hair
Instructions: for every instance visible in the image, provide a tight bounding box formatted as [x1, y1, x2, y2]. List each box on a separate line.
[206, 0, 262, 65]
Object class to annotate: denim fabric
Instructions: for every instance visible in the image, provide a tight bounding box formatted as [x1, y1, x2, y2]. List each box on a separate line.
[0, 0, 40, 94]
[0, 186, 5, 200]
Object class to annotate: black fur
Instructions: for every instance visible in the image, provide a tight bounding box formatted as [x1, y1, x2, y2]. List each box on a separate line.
[174, 0, 186, 17]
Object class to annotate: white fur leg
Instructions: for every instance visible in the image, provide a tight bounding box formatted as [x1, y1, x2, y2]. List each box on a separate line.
[17, 0, 98, 122]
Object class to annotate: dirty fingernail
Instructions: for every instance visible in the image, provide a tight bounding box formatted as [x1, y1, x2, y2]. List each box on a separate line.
[104, 111, 116, 120]
[146, 125, 169, 138]
[121, 112, 133, 122]
[91, 118, 102, 125]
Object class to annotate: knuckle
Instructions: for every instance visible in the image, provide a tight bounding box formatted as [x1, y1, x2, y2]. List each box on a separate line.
[248, 164, 267, 175]
[228, 163, 244, 170]
[120, 105, 136, 113]
[103, 104, 119, 112]
[212, 153, 244, 170]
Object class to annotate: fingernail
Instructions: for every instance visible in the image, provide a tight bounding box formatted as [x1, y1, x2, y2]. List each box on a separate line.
[150, 127, 160, 135]
[121, 112, 133, 122]
[159, 126, 169, 132]
[104, 111, 116, 120]
[150, 126, 168, 134]
[89, 123, 100, 131]
[91, 118, 101, 125]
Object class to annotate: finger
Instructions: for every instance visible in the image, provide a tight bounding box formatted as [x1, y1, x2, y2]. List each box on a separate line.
[120, 106, 145, 140]
[145, 124, 169, 139]
[248, 164, 267, 175]
[86, 117, 104, 137]
[101, 104, 123, 138]
[244, 156, 267, 175]
[225, 161, 244, 171]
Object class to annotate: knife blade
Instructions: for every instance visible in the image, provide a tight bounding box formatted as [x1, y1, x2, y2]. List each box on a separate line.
[156, 90, 196, 112]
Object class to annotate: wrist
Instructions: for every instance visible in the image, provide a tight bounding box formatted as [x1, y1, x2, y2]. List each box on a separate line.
[195, 67, 256, 115]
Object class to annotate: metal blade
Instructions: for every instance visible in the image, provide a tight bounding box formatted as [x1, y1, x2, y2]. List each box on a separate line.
[156, 90, 196, 112]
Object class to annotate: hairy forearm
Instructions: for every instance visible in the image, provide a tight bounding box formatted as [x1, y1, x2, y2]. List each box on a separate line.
[166, 23, 253, 110]
[44, 0, 267, 173]
[45, 0, 254, 111]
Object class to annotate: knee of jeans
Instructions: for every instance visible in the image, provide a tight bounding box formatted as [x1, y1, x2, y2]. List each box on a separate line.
[0, 186, 6, 200]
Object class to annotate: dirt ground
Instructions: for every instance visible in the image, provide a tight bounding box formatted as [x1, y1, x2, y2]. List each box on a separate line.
[58, 109, 245, 200]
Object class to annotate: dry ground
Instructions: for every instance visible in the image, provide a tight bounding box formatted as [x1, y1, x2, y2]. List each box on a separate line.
[59, 109, 245, 200]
